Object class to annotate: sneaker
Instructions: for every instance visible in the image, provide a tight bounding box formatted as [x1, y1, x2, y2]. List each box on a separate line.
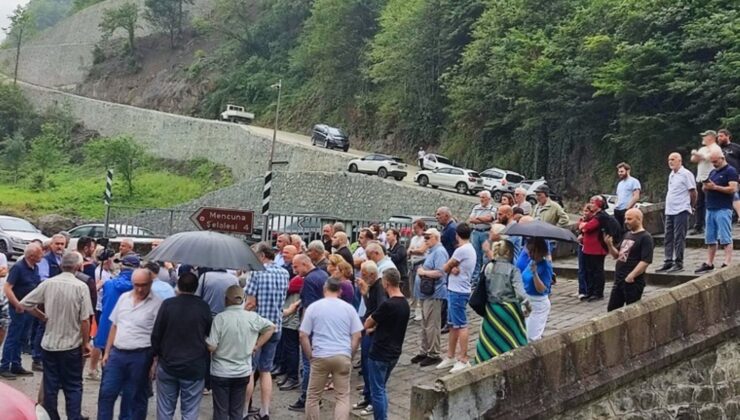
[414, 308, 422, 321]
[353, 400, 370, 410]
[278, 378, 299, 391]
[0, 369, 17, 380]
[359, 406, 374, 416]
[260, 415, 270, 420]
[10, 367, 33, 376]
[31, 361, 43, 372]
[410, 354, 427, 364]
[655, 262, 673, 273]
[86, 370, 101, 381]
[578, 294, 588, 301]
[721, 263, 729, 268]
[694, 263, 714, 274]
[435, 357, 456, 370]
[202, 388, 211, 395]
[419, 356, 442, 367]
[449, 361, 471, 373]
[287, 399, 305, 412]
[666, 264, 684, 273]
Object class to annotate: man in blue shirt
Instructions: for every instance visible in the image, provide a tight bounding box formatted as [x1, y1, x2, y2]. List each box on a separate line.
[410, 228, 449, 367]
[696, 150, 738, 274]
[93, 254, 140, 351]
[614, 162, 641, 229]
[436, 207, 458, 256]
[0, 243, 43, 379]
[289, 254, 328, 413]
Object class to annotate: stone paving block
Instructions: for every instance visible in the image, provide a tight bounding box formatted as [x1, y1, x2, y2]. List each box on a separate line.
[563, 321, 602, 378]
[591, 312, 628, 369]
[531, 334, 572, 393]
[692, 273, 728, 325]
[617, 303, 653, 357]
[641, 293, 680, 347]
[669, 282, 705, 337]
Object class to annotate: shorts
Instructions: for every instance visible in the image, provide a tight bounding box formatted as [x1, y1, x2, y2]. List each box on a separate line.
[447, 291, 470, 328]
[705, 208, 733, 245]
[253, 331, 281, 373]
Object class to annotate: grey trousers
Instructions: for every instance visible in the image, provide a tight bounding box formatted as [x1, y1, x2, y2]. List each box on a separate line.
[665, 211, 690, 264]
[420, 299, 443, 357]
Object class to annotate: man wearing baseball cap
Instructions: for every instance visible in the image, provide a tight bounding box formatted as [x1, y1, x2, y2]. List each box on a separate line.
[690, 130, 722, 234]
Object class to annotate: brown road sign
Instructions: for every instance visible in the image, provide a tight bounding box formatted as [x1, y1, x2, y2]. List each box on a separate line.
[190, 207, 254, 235]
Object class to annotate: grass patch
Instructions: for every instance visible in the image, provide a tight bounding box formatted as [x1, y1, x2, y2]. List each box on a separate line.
[0, 165, 223, 220]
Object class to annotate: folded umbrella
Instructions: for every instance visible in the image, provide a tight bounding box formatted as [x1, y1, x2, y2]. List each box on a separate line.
[502, 220, 578, 243]
[145, 231, 265, 271]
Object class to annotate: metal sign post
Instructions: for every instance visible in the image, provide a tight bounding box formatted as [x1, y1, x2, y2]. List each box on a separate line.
[102, 169, 113, 238]
[262, 79, 282, 241]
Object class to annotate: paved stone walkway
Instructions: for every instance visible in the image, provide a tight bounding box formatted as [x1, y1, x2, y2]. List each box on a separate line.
[0, 277, 670, 419]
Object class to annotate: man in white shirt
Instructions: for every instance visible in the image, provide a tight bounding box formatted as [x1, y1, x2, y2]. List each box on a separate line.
[691, 130, 723, 234]
[656, 153, 697, 273]
[97, 268, 163, 420]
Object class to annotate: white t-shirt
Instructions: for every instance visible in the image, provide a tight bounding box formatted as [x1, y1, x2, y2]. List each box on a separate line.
[696, 144, 723, 181]
[447, 242, 476, 294]
[299, 297, 363, 359]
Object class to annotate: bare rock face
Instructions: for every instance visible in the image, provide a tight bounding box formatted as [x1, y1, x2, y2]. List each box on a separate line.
[38, 214, 76, 236]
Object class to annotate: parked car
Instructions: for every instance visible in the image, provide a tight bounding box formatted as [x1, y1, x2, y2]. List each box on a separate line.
[311, 124, 350, 152]
[347, 154, 407, 181]
[67, 223, 163, 252]
[0, 381, 50, 420]
[414, 167, 485, 195]
[479, 168, 526, 202]
[520, 178, 564, 207]
[419, 153, 455, 171]
[0, 216, 49, 258]
[219, 104, 255, 124]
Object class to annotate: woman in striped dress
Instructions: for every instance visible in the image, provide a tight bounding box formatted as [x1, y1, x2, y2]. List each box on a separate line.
[475, 239, 530, 363]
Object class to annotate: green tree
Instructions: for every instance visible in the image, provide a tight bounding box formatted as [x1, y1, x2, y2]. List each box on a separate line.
[27, 123, 68, 190]
[4, 5, 32, 84]
[85, 135, 146, 195]
[144, 0, 193, 48]
[99, 2, 139, 54]
[2, 132, 28, 183]
[0, 84, 38, 140]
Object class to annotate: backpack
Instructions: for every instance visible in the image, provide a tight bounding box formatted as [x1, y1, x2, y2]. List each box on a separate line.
[596, 211, 623, 249]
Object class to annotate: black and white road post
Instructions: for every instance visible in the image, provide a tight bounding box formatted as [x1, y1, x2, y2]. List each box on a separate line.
[262, 79, 282, 241]
[103, 169, 113, 238]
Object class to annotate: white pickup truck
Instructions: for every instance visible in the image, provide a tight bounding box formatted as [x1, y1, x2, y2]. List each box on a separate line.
[220, 104, 255, 124]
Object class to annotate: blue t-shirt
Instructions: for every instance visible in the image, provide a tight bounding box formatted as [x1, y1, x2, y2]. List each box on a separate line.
[6, 259, 40, 301]
[522, 259, 553, 296]
[441, 221, 458, 257]
[300, 267, 329, 309]
[706, 164, 738, 210]
[152, 280, 176, 300]
[93, 269, 134, 348]
[414, 243, 449, 300]
[616, 177, 641, 210]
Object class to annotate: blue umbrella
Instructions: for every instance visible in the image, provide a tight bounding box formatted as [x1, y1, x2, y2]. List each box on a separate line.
[502, 220, 578, 243]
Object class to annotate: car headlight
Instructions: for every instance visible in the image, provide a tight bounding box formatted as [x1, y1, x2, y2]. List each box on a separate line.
[10, 236, 26, 244]
[36, 404, 51, 420]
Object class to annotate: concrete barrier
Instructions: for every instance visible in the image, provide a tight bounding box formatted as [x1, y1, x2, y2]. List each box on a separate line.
[410, 265, 740, 419]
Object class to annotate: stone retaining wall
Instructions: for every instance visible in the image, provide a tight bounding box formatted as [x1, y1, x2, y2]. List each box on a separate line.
[410, 266, 740, 419]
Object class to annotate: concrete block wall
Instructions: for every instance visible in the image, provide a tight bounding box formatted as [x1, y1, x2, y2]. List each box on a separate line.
[410, 266, 740, 419]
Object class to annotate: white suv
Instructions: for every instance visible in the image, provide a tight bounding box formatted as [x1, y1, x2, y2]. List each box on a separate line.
[414, 167, 485, 195]
[479, 168, 525, 201]
[347, 154, 408, 181]
[420, 153, 455, 171]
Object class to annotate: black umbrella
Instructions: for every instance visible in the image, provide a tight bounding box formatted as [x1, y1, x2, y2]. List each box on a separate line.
[145, 231, 265, 271]
[502, 220, 578, 243]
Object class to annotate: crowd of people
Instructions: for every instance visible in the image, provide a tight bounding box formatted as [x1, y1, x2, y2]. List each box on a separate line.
[0, 129, 736, 420]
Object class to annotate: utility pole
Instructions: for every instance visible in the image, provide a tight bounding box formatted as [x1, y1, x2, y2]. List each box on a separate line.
[262, 79, 282, 241]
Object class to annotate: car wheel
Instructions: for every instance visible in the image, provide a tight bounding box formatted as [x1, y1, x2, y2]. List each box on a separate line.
[394, 176, 404, 181]
[348, 164, 358, 173]
[378, 168, 388, 178]
[493, 191, 503, 202]
[418, 175, 429, 187]
[456, 182, 469, 195]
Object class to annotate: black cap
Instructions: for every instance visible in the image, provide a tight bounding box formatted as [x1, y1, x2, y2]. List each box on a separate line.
[533, 185, 550, 194]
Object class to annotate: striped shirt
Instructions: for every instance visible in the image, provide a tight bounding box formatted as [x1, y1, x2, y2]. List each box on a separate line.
[245, 262, 289, 333]
[470, 204, 496, 230]
[20, 272, 94, 352]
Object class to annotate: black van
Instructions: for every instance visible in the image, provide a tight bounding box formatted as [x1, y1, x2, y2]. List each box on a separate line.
[311, 124, 350, 152]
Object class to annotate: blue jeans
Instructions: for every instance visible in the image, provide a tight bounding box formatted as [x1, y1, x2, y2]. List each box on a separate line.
[577, 247, 587, 295]
[156, 365, 204, 420]
[471, 230, 489, 285]
[253, 331, 281, 373]
[97, 347, 152, 420]
[367, 357, 398, 420]
[360, 333, 373, 402]
[0, 310, 33, 371]
[33, 320, 45, 363]
[43, 347, 83, 420]
[300, 350, 311, 399]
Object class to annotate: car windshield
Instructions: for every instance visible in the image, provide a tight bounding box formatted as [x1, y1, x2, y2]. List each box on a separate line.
[0, 218, 37, 232]
[391, 157, 404, 163]
[505, 174, 525, 183]
[469, 172, 481, 178]
[436, 156, 453, 165]
[327, 127, 347, 137]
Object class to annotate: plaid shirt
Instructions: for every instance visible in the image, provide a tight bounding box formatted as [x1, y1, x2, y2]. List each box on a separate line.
[246, 262, 289, 333]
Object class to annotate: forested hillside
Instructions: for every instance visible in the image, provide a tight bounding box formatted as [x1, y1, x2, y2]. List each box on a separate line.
[10, 0, 740, 199]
